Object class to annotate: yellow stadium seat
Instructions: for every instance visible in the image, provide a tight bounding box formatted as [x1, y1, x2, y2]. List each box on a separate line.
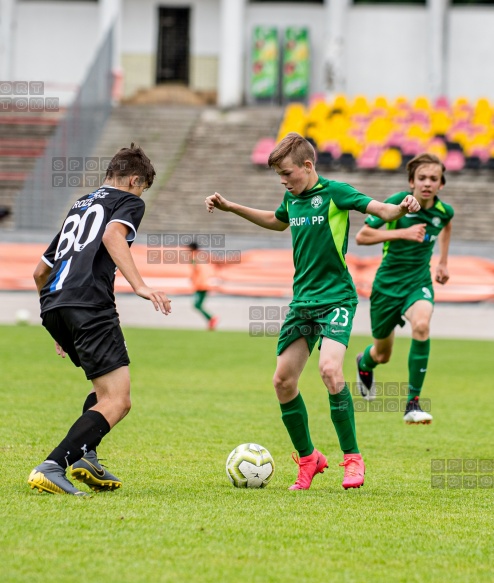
[428, 139, 447, 161]
[413, 96, 431, 112]
[349, 95, 370, 116]
[331, 94, 349, 113]
[378, 148, 402, 170]
[373, 95, 389, 112]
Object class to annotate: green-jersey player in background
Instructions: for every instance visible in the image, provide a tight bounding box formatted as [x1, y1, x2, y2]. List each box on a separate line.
[205, 133, 420, 491]
[355, 153, 454, 424]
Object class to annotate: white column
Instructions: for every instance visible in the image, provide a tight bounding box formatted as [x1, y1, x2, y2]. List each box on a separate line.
[324, 0, 351, 99]
[218, 0, 246, 109]
[428, 0, 448, 99]
[0, 0, 16, 80]
[99, 0, 121, 70]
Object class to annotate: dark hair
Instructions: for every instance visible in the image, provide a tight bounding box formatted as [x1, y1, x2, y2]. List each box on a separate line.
[406, 153, 446, 185]
[105, 142, 156, 188]
[188, 242, 199, 251]
[268, 132, 316, 168]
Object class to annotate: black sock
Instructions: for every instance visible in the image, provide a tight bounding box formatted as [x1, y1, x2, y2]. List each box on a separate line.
[82, 392, 98, 413]
[46, 410, 110, 468]
[81, 392, 99, 455]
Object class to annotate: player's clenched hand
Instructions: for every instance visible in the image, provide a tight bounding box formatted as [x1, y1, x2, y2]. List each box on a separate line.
[435, 263, 450, 285]
[400, 195, 420, 213]
[205, 192, 230, 213]
[404, 223, 427, 242]
[55, 342, 66, 358]
[136, 286, 172, 314]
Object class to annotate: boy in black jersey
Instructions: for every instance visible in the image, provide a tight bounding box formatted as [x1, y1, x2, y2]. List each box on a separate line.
[28, 144, 171, 496]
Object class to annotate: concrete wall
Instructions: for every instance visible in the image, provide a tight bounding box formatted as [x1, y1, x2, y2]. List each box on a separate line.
[121, 0, 219, 97]
[447, 6, 494, 100]
[346, 5, 428, 100]
[13, 1, 99, 105]
[7, 1, 494, 104]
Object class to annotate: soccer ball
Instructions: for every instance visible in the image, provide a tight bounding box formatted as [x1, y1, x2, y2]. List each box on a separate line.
[15, 309, 30, 325]
[226, 443, 275, 488]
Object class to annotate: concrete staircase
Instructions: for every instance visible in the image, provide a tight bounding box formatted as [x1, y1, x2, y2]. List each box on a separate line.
[141, 105, 494, 244]
[2, 103, 493, 246]
[91, 104, 202, 194]
[141, 106, 285, 236]
[0, 113, 60, 228]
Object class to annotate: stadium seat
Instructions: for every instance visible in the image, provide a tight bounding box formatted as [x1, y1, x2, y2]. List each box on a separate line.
[434, 96, 450, 111]
[349, 95, 370, 116]
[464, 155, 482, 170]
[319, 140, 341, 159]
[428, 138, 447, 161]
[251, 137, 276, 166]
[335, 152, 355, 171]
[378, 148, 402, 171]
[413, 96, 432, 112]
[356, 145, 382, 169]
[316, 150, 333, 167]
[444, 150, 465, 172]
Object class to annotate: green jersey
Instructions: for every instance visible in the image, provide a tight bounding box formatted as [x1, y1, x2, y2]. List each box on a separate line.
[365, 191, 454, 297]
[275, 176, 372, 302]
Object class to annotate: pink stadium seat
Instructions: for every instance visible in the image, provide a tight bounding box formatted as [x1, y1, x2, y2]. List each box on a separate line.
[320, 140, 342, 159]
[444, 150, 465, 172]
[356, 145, 382, 169]
[434, 96, 450, 111]
[251, 137, 277, 166]
[401, 139, 422, 157]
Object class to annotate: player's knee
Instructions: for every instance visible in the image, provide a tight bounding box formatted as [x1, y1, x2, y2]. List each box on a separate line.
[273, 372, 294, 394]
[412, 320, 430, 339]
[375, 351, 391, 364]
[319, 360, 340, 386]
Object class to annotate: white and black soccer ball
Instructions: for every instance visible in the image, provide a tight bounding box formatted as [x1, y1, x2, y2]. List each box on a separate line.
[226, 443, 275, 488]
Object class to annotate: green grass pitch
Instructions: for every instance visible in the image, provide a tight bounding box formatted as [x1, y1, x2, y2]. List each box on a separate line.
[1, 325, 493, 582]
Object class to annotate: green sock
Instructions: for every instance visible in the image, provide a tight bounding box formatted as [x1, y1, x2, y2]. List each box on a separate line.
[359, 345, 377, 372]
[408, 338, 430, 402]
[329, 385, 359, 454]
[280, 392, 314, 458]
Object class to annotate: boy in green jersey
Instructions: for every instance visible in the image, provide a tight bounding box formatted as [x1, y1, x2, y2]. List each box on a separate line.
[355, 153, 454, 424]
[205, 133, 420, 490]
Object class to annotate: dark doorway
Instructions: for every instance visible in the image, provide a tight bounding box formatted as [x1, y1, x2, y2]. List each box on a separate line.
[156, 7, 190, 84]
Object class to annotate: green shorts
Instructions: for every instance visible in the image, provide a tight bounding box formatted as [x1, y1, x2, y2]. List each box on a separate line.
[277, 300, 357, 356]
[370, 284, 435, 340]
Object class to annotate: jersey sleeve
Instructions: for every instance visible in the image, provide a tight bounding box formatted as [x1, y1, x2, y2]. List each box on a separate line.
[331, 182, 373, 213]
[445, 203, 455, 222]
[274, 195, 289, 223]
[108, 195, 146, 241]
[41, 232, 61, 268]
[364, 192, 406, 229]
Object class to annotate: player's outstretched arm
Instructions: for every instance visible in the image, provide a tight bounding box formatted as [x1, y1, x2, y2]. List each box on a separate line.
[103, 222, 172, 314]
[365, 195, 420, 222]
[205, 192, 288, 231]
[356, 223, 427, 246]
[435, 220, 452, 284]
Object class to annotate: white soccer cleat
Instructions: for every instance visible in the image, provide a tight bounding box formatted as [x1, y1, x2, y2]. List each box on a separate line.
[403, 397, 433, 424]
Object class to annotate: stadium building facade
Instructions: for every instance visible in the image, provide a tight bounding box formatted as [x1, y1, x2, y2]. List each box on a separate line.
[1, 0, 494, 106]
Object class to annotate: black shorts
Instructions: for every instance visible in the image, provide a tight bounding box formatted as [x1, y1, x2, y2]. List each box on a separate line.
[42, 306, 130, 380]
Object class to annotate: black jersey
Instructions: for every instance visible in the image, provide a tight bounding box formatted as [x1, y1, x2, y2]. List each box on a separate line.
[39, 186, 145, 314]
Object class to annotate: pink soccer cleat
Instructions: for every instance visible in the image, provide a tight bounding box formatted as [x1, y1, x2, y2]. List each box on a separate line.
[289, 449, 328, 490]
[340, 453, 365, 489]
[208, 316, 219, 331]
